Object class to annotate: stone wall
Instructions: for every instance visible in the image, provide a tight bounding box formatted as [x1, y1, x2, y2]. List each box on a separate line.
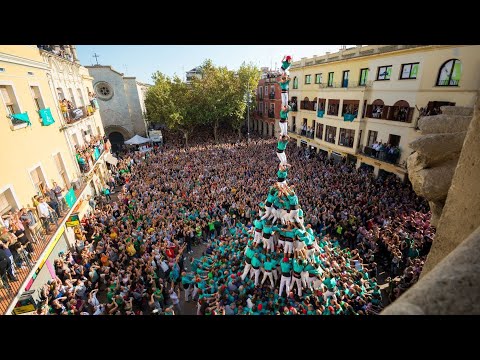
[407, 106, 474, 226]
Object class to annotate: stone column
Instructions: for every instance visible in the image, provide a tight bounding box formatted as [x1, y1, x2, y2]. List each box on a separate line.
[71, 45, 79, 62]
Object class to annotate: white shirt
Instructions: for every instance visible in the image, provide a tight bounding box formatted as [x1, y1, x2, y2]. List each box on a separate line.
[37, 202, 51, 218]
[170, 291, 179, 305]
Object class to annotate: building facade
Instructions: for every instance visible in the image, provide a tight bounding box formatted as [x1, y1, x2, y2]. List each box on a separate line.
[286, 45, 480, 179]
[39, 47, 109, 197]
[86, 65, 150, 151]
[0, 46, 111, 314]
[253, 68, 282, 137]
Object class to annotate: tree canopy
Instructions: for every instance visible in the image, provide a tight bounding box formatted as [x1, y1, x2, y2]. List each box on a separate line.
[145, 60, 260, 145]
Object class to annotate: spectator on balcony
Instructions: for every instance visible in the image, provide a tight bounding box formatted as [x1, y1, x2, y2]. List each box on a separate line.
[301, 124, 307, 136]
[53, 181, 66, 213]
[89, 92, 99, 109]
[60, 99, 69, 122]
[36, 197, 57, 233]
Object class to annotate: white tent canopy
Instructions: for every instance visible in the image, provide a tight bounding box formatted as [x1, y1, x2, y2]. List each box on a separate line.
[124, 134, 151, 145]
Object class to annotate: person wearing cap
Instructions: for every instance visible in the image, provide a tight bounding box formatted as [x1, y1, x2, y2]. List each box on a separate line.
[280, 55, 292, 75]
[279, 256, 292, 297]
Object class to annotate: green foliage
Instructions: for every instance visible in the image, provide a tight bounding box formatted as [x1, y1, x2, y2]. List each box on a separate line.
[145, 59, 261, 144]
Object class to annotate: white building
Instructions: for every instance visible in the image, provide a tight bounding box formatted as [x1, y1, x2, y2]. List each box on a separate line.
[85, 65, 150, 151]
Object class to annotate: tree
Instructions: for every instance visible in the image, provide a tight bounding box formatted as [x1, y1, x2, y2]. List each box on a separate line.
[231, 62, 260, 140]
[145, 72, 197, 147]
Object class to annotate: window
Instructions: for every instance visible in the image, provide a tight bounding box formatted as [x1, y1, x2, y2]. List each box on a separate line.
[30, 86, 45, 111]
[69, 88, 77, 108]
[57, 87, 65, 101]
[270, 85, 275, 99]
[264, 102, 268, 114]
[77, 88, 85, 107]
[1, 85, 23, 126]
[292, 116, 296, 132]
[0, 191, 12, 216]
[341, 100, 359, 118]
[327, 99, 340, 116]
[325, 126, 337, 144]
[316, 122, 323, 140]
[315, 73, 322, 84]
[359, 68, 369, 86]
[293, 77, 298, 89]
[258, 86, 263, 99]
[54, 153, 71, 188]
[72, 133, 80, 147]
[318, 98, 326, 111]
[30, 166, 47, 195]
[269, 103, 275, 118]
[305, 75, 311, 84]
[367, 130, 378, 147]
[342, 70, 349, 88]
[389, 134, 401, 147]
[400, 63, 419, 79]
[94, 81, 114, 101]
[377, 65, 392, 80]
[264, 86, 268, 98]
[339, 128, 355, 148]
[437, 59, 462, 86]
[327, 72, 334, 87]
[357, 130, 362, 149]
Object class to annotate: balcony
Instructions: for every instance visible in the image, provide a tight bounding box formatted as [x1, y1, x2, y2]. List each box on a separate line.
[300, 101, 316, 111]
[290, 103, 298, 112]
[361, 145, 401, 165]
[317, 110, 325, 118]
[269, 92, 276, 100]
[61, 105, 98, 128]
[320, 80, 373, 89]
[268, 110, 275, 119]
[77, 139, 106, 174]
[367, 105, 414, 123]
[0, 177, 90, 314]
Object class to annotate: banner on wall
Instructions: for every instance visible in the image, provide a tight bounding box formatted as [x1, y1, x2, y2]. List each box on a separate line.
[39, 108, 55, 126]
[65, 188, 77, 208]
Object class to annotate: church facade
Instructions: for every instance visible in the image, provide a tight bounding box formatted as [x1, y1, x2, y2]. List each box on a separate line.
[86, 65, 150, 150]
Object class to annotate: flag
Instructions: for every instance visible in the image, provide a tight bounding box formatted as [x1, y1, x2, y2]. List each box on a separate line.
[10, 112, 31, 126]
[39, 108, 55, 126]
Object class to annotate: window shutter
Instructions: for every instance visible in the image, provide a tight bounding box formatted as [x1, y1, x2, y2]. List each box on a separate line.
[0, 87, 12, 104]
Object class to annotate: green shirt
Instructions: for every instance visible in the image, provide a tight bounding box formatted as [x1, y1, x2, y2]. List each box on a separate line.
[277, 169, 288, 180]
[264, 261, 274, 271]
[251, 257, 262, 268]
[280, 261, 292, 273]
[279, 80, 290, 91]
[277, 140, 288, 151]
[293, 259, 304, 273]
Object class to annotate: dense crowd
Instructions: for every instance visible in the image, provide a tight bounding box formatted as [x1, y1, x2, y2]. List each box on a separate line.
[33, 127, 433, 315]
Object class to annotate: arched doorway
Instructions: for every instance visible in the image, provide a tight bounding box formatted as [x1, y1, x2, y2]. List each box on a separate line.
[109, 132, 125, 153]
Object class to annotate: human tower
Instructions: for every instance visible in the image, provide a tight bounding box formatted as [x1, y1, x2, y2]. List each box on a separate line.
[240, 56, 326, 298]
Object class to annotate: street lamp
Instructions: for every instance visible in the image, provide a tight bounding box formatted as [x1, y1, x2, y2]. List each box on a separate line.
[246, 82, 250, 143]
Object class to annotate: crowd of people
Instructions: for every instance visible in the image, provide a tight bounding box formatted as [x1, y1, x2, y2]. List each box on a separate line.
[365, 141, 401, 164]
[32, 122, 433, 315]
[75, 135, 109, 173]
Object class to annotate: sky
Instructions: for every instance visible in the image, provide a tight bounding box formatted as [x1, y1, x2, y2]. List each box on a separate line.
[77, 45, 355, 84]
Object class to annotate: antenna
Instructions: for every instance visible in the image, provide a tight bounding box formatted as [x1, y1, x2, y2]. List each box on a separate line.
[123, 64, 128, 74]
[93, 53, 100, 65]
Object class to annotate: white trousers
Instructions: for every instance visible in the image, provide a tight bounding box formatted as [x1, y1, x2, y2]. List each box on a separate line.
[253, 231, 263, 245]
[290, 276, 303, 297]
[261, 206, 273, 221]
[251, 268, 261, 286]
[184, 286, 192, 301]
[284, 241, 294, 254]
[273, 268, 279, 282]
[241, 262, 252, 281]
[301, 271, 309, 288]
[289, 208, 301, 223]
[264, 237, 274, 252]
[279, 275, 291, 297]
[276, 151, 287, 165]
[279, 121, 288, 136]
[261, 271, 275, 286]
[281, 92, 288, 107]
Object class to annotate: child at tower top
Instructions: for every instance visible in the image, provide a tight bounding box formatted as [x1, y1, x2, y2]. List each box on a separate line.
[281, 55, 293, 75]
